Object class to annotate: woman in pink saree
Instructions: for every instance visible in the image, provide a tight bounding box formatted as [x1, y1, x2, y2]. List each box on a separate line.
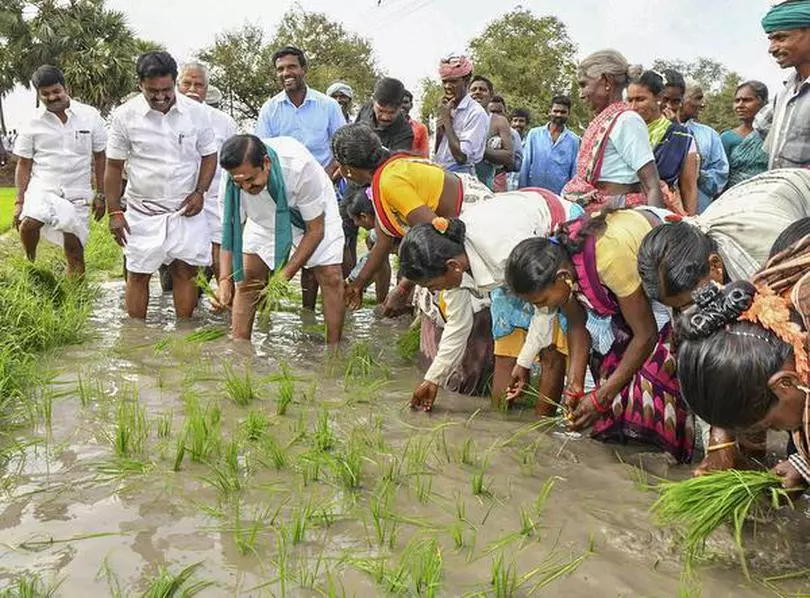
[563, 50, 665, 214]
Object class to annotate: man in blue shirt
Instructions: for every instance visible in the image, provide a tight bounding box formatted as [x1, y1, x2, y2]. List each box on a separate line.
[518, 95, 580, 194]
[255, 45, 346, 310]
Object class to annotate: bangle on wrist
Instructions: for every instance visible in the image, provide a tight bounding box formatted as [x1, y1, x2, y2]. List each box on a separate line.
[109, 210, 124, 217]
[590, 391, 611, 414]
[706, 440, 737, 453]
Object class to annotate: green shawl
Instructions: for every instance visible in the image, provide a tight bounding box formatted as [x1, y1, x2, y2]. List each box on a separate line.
[221, 142, 305, 282]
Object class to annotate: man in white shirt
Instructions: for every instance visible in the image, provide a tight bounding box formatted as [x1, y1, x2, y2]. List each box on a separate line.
[177, 61, 238, 282]
[214, 134, 345, 345]
[13, 65, 107, 277]
[104, 51, 217, 320]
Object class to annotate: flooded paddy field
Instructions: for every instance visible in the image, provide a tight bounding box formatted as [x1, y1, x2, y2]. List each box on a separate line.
[1, 280, 809, 597]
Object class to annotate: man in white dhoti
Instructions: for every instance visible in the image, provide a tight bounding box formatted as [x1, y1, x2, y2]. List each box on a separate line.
[104, 51, 217, 319]
[214, 134, 345, 344]
[13, 65, 107, 277]
[177, 61, 238, 282]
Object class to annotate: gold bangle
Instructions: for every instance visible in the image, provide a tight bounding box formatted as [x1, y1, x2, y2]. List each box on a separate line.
[706, 440, 737, 453]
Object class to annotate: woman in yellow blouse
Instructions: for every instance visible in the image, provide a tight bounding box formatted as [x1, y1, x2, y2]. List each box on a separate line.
[330, 123, 491, 311]
[504, 208, 695, 463]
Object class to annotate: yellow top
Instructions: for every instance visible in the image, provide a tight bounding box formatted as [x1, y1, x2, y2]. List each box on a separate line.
[375, 158, 446, 237]
[594, 210, 653, 298]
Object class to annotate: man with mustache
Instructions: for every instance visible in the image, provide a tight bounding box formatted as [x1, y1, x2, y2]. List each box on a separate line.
[177, 61, 238, 283]
[255, 46, 346, 314]
[518, 95, 580, 195]
[759, 0, 810, 169]
[104, 51, 217, 320]
[13, 65, 107, 277]
[355, 77, 413, 152]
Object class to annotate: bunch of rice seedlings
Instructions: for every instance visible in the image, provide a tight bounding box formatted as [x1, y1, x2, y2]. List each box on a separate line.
[401, 536, 443, 598]
[110, 394, 149, 459]
[470, 458, 492, 497]
[222, 363, 260, 406]
[275, 378, 295, 416]
[241, 410, 270, 441]
[178, 396, 222, 465]
[651, 469, 793, 575]
[202, 440, 244, 499]
[370, 481, 399, 549]
[329, 430, 366, 490]
[343, 342, 387, 383]
[312, 409, 336, 452]
[193, 268, 217, 301]
[258, 435, 288, 470]
[184, 326, 226, 343]
[142, 562, 213, 597]
[76, 370, 105, 407]
[396, 320, 421, 361]
[0, 574, 61, 598]
[255, 271, 294, 327]
[490, 552, 519, 597]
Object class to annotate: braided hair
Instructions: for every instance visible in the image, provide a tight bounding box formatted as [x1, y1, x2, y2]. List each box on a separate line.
[330, 123, 391, 171]
[675, 280, 793, 429]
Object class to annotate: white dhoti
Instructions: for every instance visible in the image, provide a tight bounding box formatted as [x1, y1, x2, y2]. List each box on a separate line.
[21, 188, 90, 247]
[205, 193, 223, 245]
[242, 217, 345, 271]
[124, 203, 212, 274]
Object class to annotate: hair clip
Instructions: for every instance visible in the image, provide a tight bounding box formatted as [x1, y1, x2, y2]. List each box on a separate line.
[548, 236, 560, 246]
[432, 217, 449, 234]
[692, 281, 722, 309]
[726, 330, 773, 343]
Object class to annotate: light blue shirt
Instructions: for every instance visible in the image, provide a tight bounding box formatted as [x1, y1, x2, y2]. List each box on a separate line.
[435, 93, 489, 175]
[518, 124, 580, 194]
[255, 87, 346, 168]
[684, 119, 729, 213]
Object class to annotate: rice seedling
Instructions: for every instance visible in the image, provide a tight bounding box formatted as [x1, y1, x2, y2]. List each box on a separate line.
[241, 410, 270, 441]
[400, 535, 443, 598]
[396, 321, 421, 361]
[534, 477, 557, 517]
[295, 551, 325, 589]
[322, 569, 348, 598]
[275, 378, 295, 416]
[37, 388, 53, 432]
[201, 440, 243, 499]
[404, 434, 433, 475]
[329, 433, 365, 490]
[193, 267, 217, 301]
[490, 552, 519, 598]
[289, 499, 316, 544]
[298, 449, 326, 485]
[519, 506, 537, 537]
[156, 411, 173, 440]
[651, 469, 794, 577]
[0, 574, 61, 597]
[370, 481, 399, 549]
[471, 459, 492, 497]
[153, 336, 171, 353]
[343, 341, 387, 383]
[179, 396, 222, 464]
[256, 271, 294, 327]
[380, 454, 404, 485]
[526, 541, 594, 593]
[312, 409, 336, 453]
[274, 522, 291, 597]
[142, 562, 213, 597]
[413, 473, 433, 503]
[222, 362, 260, 406]
[459, 437, 480, 467]
[448, 521, 465, 550]
[258, 434, 288, 470]
[183, 326, 226, 344]
[108, 394, 149, 459]
[76, 370, 105, 407]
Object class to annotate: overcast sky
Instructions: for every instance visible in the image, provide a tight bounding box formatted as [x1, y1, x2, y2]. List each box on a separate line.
[3, 0, 785, 128]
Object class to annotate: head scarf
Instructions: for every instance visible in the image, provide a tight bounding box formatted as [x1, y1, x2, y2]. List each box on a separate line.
[438, 54, 473, 79]
[205, 85, 223, 106]
[326, 82, 353, 99]
[762, 0, 810, 33]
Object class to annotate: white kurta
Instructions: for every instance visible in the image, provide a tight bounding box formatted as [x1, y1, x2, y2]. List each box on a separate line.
[203, 104, 238, 244]
[107, 94, 217, 273]
[218, 137, 344, 270]
[14, 99, 107, 246]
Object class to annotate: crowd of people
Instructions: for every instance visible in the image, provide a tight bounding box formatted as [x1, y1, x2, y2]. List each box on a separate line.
[8, 1, 810, 496]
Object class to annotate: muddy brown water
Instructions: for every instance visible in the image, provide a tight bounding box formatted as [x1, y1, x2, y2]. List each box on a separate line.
[1, 280, 809, 597]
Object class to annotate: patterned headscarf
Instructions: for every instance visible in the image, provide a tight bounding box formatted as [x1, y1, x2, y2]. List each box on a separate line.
[438, 54, 473, 79]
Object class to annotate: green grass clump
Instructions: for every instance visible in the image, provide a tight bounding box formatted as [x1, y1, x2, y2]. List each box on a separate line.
[0, 573, 61, 597]
[142, 562, 213, 597]
[184, 326, 226, 343]
[222, 363, 260, 406]
[84, 215, 124, 277]
[0, 187, 15, 234]
[651, 469, 793, 576]
[396, 322, 421, 362]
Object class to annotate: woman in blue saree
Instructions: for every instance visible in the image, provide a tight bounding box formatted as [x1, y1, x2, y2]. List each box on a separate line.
[720, 81, 769, 189]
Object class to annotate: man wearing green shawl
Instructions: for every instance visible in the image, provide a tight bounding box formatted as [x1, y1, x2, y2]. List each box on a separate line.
[216, 134, 345, 344]
[760, 0, 810, 169]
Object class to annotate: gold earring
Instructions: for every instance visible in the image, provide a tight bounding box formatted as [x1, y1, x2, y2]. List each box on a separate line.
[346, 171, 353, 179]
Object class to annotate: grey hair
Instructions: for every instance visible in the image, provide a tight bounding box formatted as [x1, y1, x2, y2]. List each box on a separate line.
[737, 80, 769, 105]
[579, 49, 631, 89]
[685, 83, 704, 99]
[179, 61, 209, 84]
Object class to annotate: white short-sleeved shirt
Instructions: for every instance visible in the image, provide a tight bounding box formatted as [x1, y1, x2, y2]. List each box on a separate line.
[599, 111, 655, 185]
[218, 136, 341, 233]
[14, 99, 106, 198]
[107, 93, 217, 209]
[205, 104, 238, 202]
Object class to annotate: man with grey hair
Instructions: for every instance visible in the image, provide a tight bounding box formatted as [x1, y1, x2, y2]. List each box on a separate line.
[326, 81, 353, 122]
[178, 61, 238, 282]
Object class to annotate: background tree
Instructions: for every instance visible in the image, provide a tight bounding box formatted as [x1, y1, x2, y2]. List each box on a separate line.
[417, 77, 443, 131]
[652, 57, 742, 132]
[0, 0, 161, 117]
[468, 8, 586, 132]
[198, 9, 383, 125]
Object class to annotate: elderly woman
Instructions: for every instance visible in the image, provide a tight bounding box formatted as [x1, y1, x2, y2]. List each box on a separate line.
[720, 81, 770, 189]
[563, 50, 665, 214]
[627, 69, 699, 215]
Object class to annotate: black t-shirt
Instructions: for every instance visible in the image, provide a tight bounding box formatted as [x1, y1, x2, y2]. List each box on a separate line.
[355, 102, 414, 152]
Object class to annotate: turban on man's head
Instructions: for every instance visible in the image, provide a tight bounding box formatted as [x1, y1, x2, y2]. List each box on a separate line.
[326, 82, 353, 99]
[438, 54, 473, 79]
[762, 0, 810, 33]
